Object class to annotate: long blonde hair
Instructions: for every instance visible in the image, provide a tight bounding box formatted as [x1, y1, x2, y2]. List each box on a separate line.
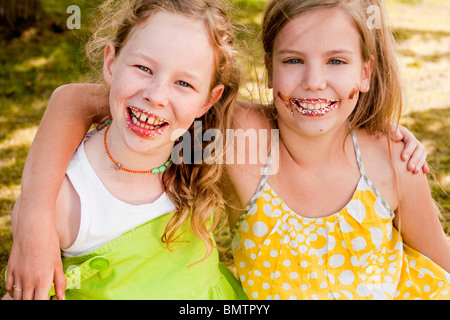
[85, 0, 240, 259]
[262, 0, 402, 135]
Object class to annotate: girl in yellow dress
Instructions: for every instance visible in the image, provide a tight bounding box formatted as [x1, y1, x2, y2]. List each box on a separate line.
[229, 0, 450, 300]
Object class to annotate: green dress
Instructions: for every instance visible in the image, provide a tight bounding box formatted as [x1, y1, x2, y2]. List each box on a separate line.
[50, 213, 246, 300]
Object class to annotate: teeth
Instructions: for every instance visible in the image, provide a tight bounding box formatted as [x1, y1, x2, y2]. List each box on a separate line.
[294, 99, 338, 111]
[129, 107, 168, 127]
[290, 98, 339, 116]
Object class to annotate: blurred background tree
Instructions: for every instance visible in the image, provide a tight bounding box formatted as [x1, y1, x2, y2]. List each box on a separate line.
[0, 0, 43, 39]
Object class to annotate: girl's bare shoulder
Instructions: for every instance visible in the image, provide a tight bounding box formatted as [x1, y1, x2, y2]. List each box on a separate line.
[232, 100, 276, 131]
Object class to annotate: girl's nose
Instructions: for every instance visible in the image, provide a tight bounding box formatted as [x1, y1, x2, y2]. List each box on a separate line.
[141, 79, 169, 108]
[301, 64, 326, 92]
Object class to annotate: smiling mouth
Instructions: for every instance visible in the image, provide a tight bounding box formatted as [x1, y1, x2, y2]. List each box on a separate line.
[126, 106, 170, 136]
[290, 98, 339, 117]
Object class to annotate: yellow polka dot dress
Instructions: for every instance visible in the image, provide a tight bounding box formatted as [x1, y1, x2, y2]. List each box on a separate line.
[232, 131, 450, 300]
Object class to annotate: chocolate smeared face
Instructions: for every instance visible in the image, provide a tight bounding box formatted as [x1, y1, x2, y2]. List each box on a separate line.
[269, 8, 372, 134]
[277, 91, 339, 117]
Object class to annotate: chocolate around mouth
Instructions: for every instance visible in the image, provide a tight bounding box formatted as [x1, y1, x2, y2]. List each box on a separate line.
[290, 99, 339, 116]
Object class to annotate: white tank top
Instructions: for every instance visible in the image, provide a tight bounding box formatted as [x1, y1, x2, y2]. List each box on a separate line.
[62, 138, 176, 257]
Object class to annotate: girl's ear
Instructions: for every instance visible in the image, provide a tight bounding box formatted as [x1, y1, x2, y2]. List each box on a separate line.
[103, 43, 116, 85]
[196, 84, 225, 118]
[360, 59, 373, 93]
[265, 54, 274, 89]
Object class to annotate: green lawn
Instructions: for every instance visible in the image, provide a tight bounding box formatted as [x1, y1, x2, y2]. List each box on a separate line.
[0, 0, 449, 297]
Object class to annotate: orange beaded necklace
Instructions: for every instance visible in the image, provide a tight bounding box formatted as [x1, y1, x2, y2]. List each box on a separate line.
[103, 124, 171, 174]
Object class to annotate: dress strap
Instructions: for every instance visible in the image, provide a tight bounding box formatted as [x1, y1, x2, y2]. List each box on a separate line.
[231, 152, 273, 238]
[350, 130, 394, 217]
[244, 154, 272, 212]
[350, 130, 366, 177]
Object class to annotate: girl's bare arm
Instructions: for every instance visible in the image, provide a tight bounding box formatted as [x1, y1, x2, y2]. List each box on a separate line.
[394, 144, 450, 273]
[6, 84, 109, 300]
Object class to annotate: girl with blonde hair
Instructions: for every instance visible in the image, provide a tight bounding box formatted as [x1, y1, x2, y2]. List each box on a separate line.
[5, 0, 245, 300]
[230, 0, 449, 299]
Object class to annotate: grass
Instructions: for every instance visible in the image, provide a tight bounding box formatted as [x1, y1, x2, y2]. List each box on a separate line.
[0, 0, 449, 296]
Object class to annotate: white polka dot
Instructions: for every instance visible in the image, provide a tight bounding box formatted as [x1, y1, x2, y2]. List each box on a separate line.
[289, 240, 298, 248]
[351, 237, 367, 251]
[300, 261, 308, 268]
[289, 295, 297, 300]
[296, 234, 305, 243]
[341, 290, 354, 300]
[310, 271, 318, 279]
[239, 261, 245, 268]
[347, 199, 366, 223]
[240, 220, 249, 233]
[310, 233, 318, 242]
[270, 250, 278, 257]
[263, 261, 271, 268]
[262, 283, 270, 290]
[272, 208, 282, 217]
[329, 254, 345, 268]
[420, 268, 435, 277]
[350, 256, 359, 267]
[254, 270, 261, 276]
[290, 272, 298, 279]
[282, 283, 290, 290]
[356, 283, 372, 297]
[340, 219, 354, 233]
[244, 239, 255, 249]
[300, 284, 308, 291]
[253, 221, 268, 237]
[339, 270, 355, 285]
[271, 197, 281, 206]
[320, 282, 327, 289]
[374, 198, 391, 219]
[263, 203, 273, 216]
[424, 285, 431, 292]
[369, 227, 384, 249]
[252, 292, 258, 298]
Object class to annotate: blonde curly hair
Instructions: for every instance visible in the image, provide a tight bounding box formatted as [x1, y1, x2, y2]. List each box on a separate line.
[85, 0, 240, 260]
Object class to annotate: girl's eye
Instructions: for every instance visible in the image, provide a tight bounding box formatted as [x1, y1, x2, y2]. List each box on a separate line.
[284, 58, 303, 64]
[137, 65, 152, 73]
[328, 59, 345, 65]
[177, 80, 192, 88]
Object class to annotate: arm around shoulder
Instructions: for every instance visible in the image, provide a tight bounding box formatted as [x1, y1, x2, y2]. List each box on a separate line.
[393, 143, 450, 272]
